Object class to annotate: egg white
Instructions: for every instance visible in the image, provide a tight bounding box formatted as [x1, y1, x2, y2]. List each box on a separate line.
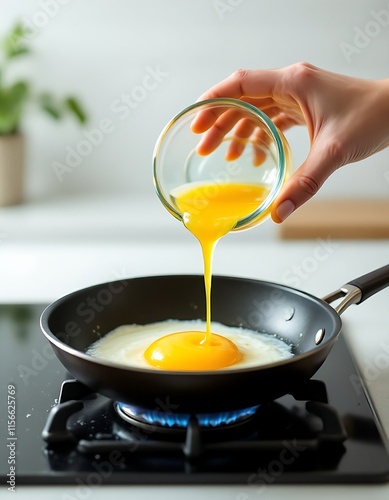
[86, 320, 294, 371]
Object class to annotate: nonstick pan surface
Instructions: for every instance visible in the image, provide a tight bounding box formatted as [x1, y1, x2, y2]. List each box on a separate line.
[40, 266, 389, 413]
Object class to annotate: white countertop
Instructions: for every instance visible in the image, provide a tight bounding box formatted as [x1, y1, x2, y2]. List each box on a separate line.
[1, 195, 389, 499]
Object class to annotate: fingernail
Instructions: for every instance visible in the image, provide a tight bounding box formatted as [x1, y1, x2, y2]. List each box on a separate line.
[276, 200, 295, 222]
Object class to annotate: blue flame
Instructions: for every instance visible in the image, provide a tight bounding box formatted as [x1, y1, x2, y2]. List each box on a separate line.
[118, 403, 259, 428]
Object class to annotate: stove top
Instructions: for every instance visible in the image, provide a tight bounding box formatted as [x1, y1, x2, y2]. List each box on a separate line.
[1, 304, 389, 486]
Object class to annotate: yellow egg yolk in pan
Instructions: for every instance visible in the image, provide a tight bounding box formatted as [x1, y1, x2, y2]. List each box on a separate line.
[144, 330, 243, 370]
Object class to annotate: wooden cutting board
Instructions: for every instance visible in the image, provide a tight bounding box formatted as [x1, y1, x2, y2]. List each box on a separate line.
[278, 200, 389, 239]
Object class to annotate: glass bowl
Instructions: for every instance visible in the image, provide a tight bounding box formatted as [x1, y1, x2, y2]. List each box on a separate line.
[153, 98, 292, 231]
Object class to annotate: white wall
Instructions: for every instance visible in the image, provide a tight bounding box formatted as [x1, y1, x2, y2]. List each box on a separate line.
[1, 0, 389, 204]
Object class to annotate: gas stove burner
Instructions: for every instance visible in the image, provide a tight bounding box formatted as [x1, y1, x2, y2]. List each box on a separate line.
[115, 401, 260, 432]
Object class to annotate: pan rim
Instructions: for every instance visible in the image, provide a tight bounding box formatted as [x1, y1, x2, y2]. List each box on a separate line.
[40, 273, 343, 376]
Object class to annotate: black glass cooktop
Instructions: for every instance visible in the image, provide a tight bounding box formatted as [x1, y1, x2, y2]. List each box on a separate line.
[1, 304, 389, 486]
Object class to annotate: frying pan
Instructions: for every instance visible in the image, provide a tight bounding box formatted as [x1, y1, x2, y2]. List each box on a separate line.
[40, 265, 389, 413]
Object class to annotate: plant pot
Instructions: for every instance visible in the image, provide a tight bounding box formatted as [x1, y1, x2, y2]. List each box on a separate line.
[0, 133, 25, 206]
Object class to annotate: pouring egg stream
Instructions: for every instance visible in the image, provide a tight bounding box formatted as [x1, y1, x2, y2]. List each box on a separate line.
[143, 181, 271, 371]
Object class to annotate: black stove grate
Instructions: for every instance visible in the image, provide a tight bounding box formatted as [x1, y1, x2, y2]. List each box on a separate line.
[42, 379, 347, 463]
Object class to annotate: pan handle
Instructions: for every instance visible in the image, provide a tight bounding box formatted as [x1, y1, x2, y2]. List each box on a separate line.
[322, 265, 389, 316]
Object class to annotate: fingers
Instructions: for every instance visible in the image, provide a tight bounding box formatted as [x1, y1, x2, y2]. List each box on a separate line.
[192, 69, 281, 134]
[191, 106, 223, 134]
[225, 118, 257, 161]
[193, 101, 288, 161]
[197, 68, 280, 102]
[196, 109, 244, 155]
[196, 112, 270, 167]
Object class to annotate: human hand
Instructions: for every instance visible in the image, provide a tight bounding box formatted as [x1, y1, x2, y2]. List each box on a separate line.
[193, 63, 389, 223]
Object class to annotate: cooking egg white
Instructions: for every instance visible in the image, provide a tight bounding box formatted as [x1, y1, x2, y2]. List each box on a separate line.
[86, 320, 294, 370]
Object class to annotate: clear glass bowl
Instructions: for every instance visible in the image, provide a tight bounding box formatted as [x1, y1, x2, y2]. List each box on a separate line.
[153, 98, 292, 230]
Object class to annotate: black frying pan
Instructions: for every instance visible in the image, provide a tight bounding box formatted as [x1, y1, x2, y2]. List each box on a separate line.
[40, 265, 389, 413]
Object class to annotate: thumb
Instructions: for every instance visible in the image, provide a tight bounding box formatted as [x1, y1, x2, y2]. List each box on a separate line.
[271, 140, 343, 223]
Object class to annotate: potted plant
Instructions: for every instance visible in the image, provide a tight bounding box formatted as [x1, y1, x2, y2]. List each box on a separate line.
[0, 23, 86, 206]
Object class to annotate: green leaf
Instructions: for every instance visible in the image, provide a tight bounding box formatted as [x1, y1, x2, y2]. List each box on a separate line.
[39, 93, 62, 120]
[0, 22, 87, 133]
[3, 23, 31, 60]
[65, 97, 87, 124]
[0, 81, 29, 134]
[11, 81, 29, 100]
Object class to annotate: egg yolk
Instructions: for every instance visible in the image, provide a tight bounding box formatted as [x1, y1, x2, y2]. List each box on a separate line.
[144, 330, 242, 370]
[144, 182, 270, 371]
